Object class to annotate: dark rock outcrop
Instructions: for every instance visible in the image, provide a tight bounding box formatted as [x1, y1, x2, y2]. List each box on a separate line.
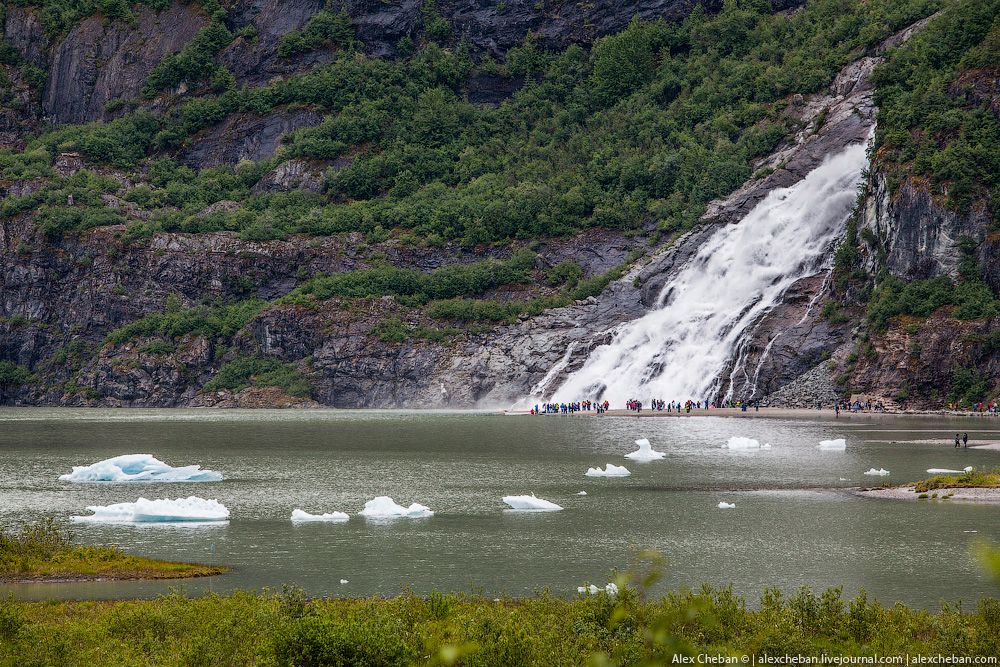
[42, 5, 207, 124]
[179, 108, 324, 168]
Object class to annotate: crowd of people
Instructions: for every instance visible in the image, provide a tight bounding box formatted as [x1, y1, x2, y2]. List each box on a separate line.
[529, 398, 997, 416]
[832, 399, 888, 416]
[533, 400, 609, 414]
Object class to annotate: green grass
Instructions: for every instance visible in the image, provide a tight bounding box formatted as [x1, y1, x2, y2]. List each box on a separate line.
[0, 519, 226, 581]
[0, 581, 998, 665]
[912, 467, 1000, 493]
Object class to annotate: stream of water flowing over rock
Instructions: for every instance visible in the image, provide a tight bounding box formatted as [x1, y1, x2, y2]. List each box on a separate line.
[545, 140, 870, 404]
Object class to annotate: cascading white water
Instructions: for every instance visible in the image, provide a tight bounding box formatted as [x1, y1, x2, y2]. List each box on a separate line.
[544, 140, 869, 404]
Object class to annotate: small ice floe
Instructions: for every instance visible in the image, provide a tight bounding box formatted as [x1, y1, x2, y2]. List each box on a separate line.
[578, 582, 618, 596]
[724, 437, 770, 450]
[625, 438, 665, 461]
[290, 509, 349, 523]
[818, 439, 847, 451]
[717, 501, 736, 509]
[839, 478, 850, 482]
[340, 579, 349, 584]
[863, 468, 890, 476]
[59, 454, 222, 483]
[585, 463, 631, 477]
[358, 496, 433, 519]
[502, 494, 563, 511]
[576, 491, 588, 496]
[964, 530, 978, 534]
[72, 496, 230, 523]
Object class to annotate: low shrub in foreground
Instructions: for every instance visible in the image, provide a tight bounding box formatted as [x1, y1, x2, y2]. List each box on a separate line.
[1, 581, 999, 665]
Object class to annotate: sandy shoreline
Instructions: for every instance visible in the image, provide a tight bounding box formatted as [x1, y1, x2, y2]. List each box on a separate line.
[507, 407, 1000, 420]
[854, 486, 1000, 503]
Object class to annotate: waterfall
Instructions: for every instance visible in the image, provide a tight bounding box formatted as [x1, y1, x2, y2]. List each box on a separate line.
[543, 140, 869, 404]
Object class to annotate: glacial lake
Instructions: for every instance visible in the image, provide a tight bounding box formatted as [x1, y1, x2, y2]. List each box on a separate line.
[1, 408, 998, 607]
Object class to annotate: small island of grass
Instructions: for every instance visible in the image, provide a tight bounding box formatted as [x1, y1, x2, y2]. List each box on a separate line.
[0, 519, 227, 582]
[856, 468, 1000, 503]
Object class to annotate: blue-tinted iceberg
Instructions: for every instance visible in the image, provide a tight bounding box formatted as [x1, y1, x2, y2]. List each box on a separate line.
[358, 496, 433, 519]
[502, 494, 563, 511]
[59, 454, 222, 483]
[72, 496, 230, 523]
[291, 509, 349, 523]
[585, 463, 631, 477]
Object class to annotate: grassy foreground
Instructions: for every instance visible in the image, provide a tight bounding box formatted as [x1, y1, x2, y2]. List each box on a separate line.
[0, 520, 226, 582]
[1, 582, 1000, 666]
[913, 468, 1000, 493]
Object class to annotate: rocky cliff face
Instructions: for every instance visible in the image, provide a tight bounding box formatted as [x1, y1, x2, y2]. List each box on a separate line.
[1, 3, 994, 409]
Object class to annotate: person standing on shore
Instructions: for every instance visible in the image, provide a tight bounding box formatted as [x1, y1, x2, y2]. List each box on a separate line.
[963, 432, 968, 448]
[955, 433, 960, 448]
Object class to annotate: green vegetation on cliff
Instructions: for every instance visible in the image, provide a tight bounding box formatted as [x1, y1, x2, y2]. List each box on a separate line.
[873, 0, 1000, 214]
[2, 0, 945, 246]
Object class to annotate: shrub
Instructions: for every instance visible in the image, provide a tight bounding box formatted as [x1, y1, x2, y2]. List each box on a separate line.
[204, 356, 311, 396]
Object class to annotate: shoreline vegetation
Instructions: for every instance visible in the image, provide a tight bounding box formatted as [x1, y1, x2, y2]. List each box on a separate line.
[3, 574, 1000, 664]
[856, 468, 1000, 503]
[0, 519, 227, 583]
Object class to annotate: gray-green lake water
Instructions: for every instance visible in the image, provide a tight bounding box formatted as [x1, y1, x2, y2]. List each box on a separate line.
[1, 408, 998, 606]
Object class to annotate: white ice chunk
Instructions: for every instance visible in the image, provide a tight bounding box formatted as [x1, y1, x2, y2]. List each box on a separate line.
[863, 468, 890, 476]
[717, 501, 736, 509]
[576, 491, 588, 496]
[625, 438, 665, 461]
[59, 454, 222, 483]
[927, 468, 963, 474]
[724, 436, 766, 449]
[502, 494, 563, 511]
[291, 509, 349, 522]
[818, 439, 846, 450]
[72, 496, 229, 523]
[585, 463, 631, 477]
[358, 496, 433, 519]
[965, 466, 974, 472]
[340, 579, 349, 584]
[577, 583, 618, 595]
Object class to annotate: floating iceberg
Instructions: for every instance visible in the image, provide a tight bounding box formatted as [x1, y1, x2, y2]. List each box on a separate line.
[863, 468, 890, 476]
[724, 437, 770, 450]
[358, 496, 433, 519]
[72, 496, 230, 523]
[291, 509, 349, 523]
[502, 494, 563, 511]
[59, 454, 222, 483]
[818, 439, 846, 451]
[926, 466, 974, 474]
[585, 463, 631, 477]
[576, 491, 588, 496]
[578, 582, 618, 596]
[625, 438, 665, 461]
[340, 579, 349, 584]
[718, 501, 736, 509]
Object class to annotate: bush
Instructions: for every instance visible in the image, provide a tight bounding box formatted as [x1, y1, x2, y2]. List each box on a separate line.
[0, 360, 34, 387]
[277, 9, 353, 58]
[204, 356, 311, 396]
[274, 615, 414, 667]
